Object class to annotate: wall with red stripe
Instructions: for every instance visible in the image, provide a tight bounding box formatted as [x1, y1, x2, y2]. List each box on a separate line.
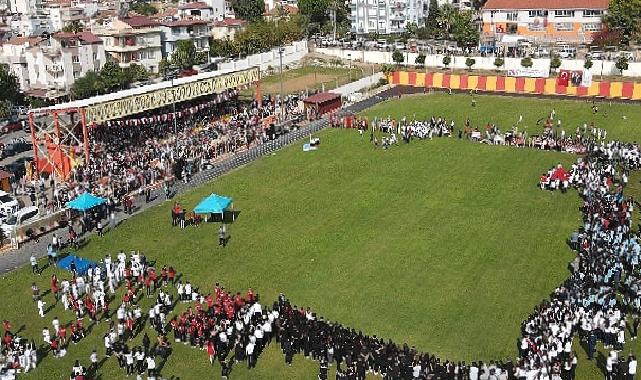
[389, 71, 641, 101]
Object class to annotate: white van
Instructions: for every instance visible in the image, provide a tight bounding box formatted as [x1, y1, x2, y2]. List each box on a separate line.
[0, 191, 19, 216]
[1, 206, 39, 236]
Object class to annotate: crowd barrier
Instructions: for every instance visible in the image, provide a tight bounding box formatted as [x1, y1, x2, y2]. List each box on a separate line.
[389, 71, 641, 101]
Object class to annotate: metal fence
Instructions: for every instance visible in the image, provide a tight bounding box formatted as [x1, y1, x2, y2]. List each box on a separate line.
[183, 119, 330, 190]
[175, 89, 397, 192]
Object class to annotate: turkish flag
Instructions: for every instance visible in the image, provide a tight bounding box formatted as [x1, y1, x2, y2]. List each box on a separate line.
[557, 70, 570, 87]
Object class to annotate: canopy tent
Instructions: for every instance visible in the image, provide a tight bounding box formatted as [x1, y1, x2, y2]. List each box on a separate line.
[194, 193, 233, 221]
[66, 192, 106, 211]
[57, 255, 97, 275]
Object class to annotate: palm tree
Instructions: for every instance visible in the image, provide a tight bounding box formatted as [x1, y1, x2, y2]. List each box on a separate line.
[436, 5, 456, 39]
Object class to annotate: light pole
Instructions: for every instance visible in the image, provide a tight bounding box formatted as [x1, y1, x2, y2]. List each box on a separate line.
[279, 47, 284, 100]
[171, 78, 177, 134]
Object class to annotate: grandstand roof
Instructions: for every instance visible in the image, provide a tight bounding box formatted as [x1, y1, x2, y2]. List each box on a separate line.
[31, 67, 244, 113]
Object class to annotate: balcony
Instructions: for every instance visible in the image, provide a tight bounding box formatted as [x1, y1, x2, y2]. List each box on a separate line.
[389, 13, 405, 21]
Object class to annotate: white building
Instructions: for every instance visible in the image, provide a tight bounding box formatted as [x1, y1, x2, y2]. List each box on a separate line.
[160, 19, 210, 59]
[177, 1, 216, 20]
[47, 3, 88, 32]
[481, 0, 609, 44]
[349, 0, 428, 35]
[0, 32, 105, 98]
[93, 16, 163, 73]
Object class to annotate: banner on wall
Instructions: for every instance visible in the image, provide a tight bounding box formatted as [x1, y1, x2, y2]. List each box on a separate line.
[557, 70, 570, 86]
[506, 68, 550, 78]
[581, 70, 593, 88]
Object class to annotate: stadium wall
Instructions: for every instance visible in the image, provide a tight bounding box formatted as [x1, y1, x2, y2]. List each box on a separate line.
[388, 71, 641, 101]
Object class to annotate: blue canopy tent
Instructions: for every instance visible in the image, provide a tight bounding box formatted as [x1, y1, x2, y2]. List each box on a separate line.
[66, 192, 106, 211]
[194, 193, 234, 221]
[57, 255, 97, 275]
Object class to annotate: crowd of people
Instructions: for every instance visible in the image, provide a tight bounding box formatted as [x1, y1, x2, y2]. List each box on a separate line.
[4, 98, 641, 380]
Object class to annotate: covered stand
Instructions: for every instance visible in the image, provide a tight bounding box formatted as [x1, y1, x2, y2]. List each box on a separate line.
[194, 193, 233, 222]
[66, 192, 106, 211]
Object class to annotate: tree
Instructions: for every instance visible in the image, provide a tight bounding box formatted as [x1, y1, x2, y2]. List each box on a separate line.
[615, 55, 629, 75]
[71, 71, 105, 99]
[405, 22, 418, 38]
[493, 57, 504, 71]
[436, 4, 457, 39]
[61, 21, 83, 33]
[415, 53, 426, 67]
[465, 57, 476, 70]
[129, 1, 158, 15]
[584, 58, 593, 70]
[425, 0, 440, 36]
[231, 0, 265, 22]
[0, 101, 10, 120]
[452, 11, 479, 47]
[159, 58, 171, 78]
[392, 49, 404, 66]
[172, 40, 197, 70]
[442, 55, 451, 68]
[0, 64, 23, 106]
[299, 0, 330, 25]
[100, 61, 125, 91]
[123, 64, 149, 83]
[521, 57, 533, 68]
[604, 0, 641, 45]
[381, 64, 394, 78]
[550, 56, 562, 72]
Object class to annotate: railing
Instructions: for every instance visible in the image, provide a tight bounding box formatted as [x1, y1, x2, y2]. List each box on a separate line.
[185, 119, 330, 188]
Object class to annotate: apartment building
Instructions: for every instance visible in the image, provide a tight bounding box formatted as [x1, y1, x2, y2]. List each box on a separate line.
[349, 0, 428, 35]
[481, 0, 609, 44]
[160, 19, 210, 58]
[93, 16, 163, 72]
[210, 18, 246, 40]
[176, 1, 215, 20]
[0, 32, 105, 98]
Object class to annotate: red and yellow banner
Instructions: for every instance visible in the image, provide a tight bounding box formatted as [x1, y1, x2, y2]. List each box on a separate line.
[389, 71, 641, 101]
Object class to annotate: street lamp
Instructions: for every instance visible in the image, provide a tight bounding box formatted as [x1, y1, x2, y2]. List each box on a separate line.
[171, 78, 178, 134]
[279, 47, 284, 100]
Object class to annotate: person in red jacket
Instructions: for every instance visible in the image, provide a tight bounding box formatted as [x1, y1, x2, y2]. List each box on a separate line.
[207, 340, 216, 365]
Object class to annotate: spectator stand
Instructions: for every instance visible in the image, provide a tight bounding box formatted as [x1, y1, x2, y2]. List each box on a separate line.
[27, 67, 262, 181]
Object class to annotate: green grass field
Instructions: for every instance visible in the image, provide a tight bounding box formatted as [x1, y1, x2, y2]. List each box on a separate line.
[1, 94, 641, 379]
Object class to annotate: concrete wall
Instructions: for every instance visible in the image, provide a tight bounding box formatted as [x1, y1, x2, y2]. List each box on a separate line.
[218, 40, 308, 74]
[330, 72, 384, 96]
[317, 47, 641, 78]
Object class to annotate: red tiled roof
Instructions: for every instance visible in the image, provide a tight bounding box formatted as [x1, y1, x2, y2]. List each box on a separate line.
[52, 31, 102, 43]
[303, 92, 341, 105]
[1, 37, 44, 46]
[267, 4, 299, 15]
[78, 31, 102, 43]
[483, 0, 609, 10]
[161, 19, 208, 27]
[120, 15, 160, 28]
[178, 1, 210, 10]
[212, 18, 247, 27]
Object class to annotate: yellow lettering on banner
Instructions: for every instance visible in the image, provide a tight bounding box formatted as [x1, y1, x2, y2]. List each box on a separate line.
[85, 68, 259, 123]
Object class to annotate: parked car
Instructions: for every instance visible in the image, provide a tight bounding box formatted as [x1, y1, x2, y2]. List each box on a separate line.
[1, 206, 39, 236]
[0, 190, 19, 217]
[2, 140, 30, 158]
[1, 121, 22, 134]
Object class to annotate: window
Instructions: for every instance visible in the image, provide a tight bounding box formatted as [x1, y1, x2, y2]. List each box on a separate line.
[582, 22, 602, 32]
[555, 22, 574, 31]
[93, 53, 97, 60]
[506, 12, 518, 21]
[73, 71, 80, 79]
[554, 10, 574, 17]
[583, 9, 603, 17]
[528, 10, 547, 17]
[528, 23, 545, 32]
[72, 55, 79, 63]
[506, 23, 518, 34]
